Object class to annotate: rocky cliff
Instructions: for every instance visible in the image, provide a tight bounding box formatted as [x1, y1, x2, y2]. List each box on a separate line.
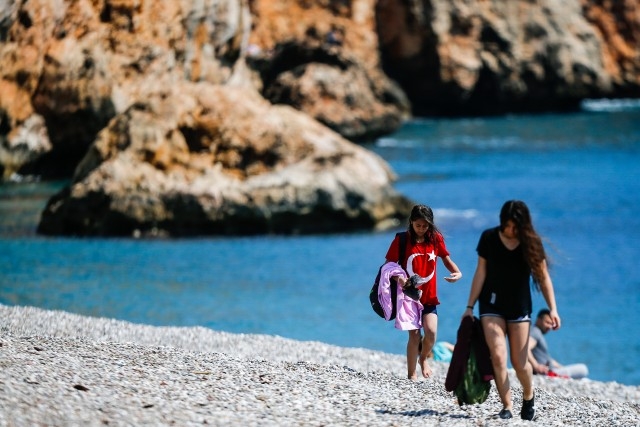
[0, 0, 638, 236]
[376, 0, 640, 116]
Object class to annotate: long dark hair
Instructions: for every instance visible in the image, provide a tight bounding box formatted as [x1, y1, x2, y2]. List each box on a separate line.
[407, 204, 442, 244]
[500, 200, 547, 290]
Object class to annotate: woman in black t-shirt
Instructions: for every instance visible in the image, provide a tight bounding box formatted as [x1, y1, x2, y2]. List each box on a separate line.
[462, 200, 560, 421]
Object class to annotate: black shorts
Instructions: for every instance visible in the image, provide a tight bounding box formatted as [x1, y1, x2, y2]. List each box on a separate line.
[479, 301, 530, 323]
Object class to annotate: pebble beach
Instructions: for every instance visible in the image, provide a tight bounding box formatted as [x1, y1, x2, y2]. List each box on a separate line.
[1, 304, 638, 426]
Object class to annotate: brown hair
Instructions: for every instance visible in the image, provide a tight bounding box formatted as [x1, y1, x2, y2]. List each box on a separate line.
[407, 204, 442, 245]
[499, 200, 547, 290]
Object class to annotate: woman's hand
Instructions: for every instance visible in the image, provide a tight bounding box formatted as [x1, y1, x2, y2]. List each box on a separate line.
[462, 306, 474, 319]
[444, 271, 462, 283]
[395, 276, 407, 288]
[549, 309, 561, 330]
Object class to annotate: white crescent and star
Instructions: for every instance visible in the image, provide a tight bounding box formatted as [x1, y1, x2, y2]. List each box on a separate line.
[406, 250, 437, 283]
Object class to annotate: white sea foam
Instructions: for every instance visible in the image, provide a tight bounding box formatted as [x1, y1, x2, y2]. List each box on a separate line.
[375, 137, 422, 148]
[581, 98, 640, 112]
[433, 208, 480, 221]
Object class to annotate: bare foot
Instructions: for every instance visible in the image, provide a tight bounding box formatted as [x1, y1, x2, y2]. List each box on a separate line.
[408, 374, 418, 381]
[418, 357, 433, 378]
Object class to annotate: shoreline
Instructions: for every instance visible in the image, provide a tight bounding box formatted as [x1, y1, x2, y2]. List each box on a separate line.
[1, 304, 638, 426]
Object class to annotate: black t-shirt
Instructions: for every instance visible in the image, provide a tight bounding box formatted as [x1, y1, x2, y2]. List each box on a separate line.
[477, 227, 532, 318]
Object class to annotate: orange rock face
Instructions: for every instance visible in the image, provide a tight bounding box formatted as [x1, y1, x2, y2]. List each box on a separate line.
[376, 0, 640, 115]
[582, 0, 640, 89]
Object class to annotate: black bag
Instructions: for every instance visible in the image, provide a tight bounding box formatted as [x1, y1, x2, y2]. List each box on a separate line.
[369, 231, 407, 320]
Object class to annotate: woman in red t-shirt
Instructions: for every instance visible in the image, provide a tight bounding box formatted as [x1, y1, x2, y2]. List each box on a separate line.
[385, 204, 462, 380]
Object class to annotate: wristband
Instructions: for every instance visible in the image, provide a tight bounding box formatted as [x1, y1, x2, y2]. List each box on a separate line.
[466, 305, 473, 310]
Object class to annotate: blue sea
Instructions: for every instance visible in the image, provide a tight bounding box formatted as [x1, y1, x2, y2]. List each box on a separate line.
[1, 99, 639, 386]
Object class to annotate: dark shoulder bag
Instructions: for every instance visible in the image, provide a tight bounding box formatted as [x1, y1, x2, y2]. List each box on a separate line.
[369, 231, 407, 320]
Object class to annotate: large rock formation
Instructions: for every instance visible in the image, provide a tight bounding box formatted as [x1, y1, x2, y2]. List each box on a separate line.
[246, 0, 411, 141]
[1, 0, 639, 236]
[1, 0, 253, 178]
[0, 0, 52, 179]
[13, 0, 411, 236]
[376, 0, 640, 116]
[582, 0, 640, 94]
[38, 85, 412, 236]
[0, 0, 409, 179]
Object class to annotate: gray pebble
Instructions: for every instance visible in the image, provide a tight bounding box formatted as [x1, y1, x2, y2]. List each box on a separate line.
[1, 304, 637, 426]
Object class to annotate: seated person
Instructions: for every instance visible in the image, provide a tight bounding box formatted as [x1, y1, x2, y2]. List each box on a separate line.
[528, 308, 589, 379]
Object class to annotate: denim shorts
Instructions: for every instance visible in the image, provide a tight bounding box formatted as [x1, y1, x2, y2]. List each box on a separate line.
[422, 304, 438, 317]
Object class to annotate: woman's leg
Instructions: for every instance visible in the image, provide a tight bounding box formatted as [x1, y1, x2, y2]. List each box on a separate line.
[482, 316, 511, 410]
[418, 312, 437, 378]
[507, 321, 534, 400]
[406, 329, 421, 380]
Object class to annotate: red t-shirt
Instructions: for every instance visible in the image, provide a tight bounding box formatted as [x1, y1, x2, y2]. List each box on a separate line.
[385, 232, 450, 306]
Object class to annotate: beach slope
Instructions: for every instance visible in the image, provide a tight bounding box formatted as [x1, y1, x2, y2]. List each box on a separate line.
[1, 304, 637, 426]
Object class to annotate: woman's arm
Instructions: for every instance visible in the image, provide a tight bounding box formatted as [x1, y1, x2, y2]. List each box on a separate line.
[463, 256, 486, 318]
[442, 255, 462, 282]
[384, 258, 408, 287]
[538, 259, 561, 329]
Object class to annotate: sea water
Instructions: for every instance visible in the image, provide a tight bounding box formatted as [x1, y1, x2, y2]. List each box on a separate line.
[1, 100, 639, 385]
